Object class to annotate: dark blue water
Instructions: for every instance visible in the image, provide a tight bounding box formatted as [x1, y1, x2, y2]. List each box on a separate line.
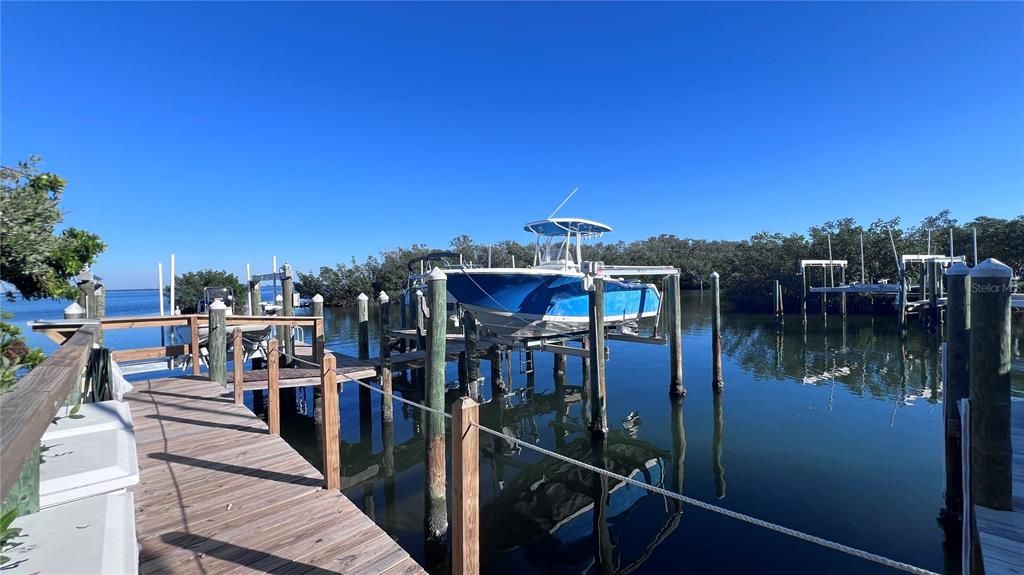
[5, 290, 1022, 574]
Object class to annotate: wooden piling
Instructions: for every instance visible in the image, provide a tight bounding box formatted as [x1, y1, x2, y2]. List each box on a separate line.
[282, 263, 295, 362]
[929, 260, 940, 330]
[320, 352, 340, 490]
[311, 295, 324, 364]
[942, 262, 970, 522]
[267, 339, 280, 435]
[670, 397, 686, 511]
[189, 314, 201, 376]
[208, 299, 228, 386]
[581, 336, 591, 393]
[919, 263, 928, 326]
[378, 291, 394, 424]
[232, 328, 244, 405]
[462, 309, 481, 401]
[553, 351, 566, 382]
[249, 282, 261, 316]
[840, 266, 847, 317]
[666, 273, 684, 397]
[801, 266, 807, 318]
[968, 258, 1013, 510]
[773, 279, 781, 324]
[415, 289, 426, 351]
[424, 269, 449, 542]
[490, 345, 507, 397]
[711, 271, 724, 392]
[587, 276, 608, 438]
[452, 397, 480, 575]
[898, 269, 909, 335]
[357, 293, 370, 360]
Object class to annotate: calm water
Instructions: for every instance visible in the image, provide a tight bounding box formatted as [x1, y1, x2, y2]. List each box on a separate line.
[5, 290, 1024, 574]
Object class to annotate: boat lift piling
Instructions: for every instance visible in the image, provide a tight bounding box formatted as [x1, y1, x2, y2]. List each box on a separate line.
[587, 276, 608, 439]
[941, 262, 970, 523]
[425, 269, 449, 547]
[711, 271, 724, 393]
[378, 291, 394, 424]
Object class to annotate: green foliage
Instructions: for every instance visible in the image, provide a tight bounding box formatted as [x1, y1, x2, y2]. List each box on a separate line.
[1, 506, 23, 566]
[0, 313, 45, 394]
[0, 156, 106, 300]
[296, 212, 1023, 311]
[168, 269, 247, 314]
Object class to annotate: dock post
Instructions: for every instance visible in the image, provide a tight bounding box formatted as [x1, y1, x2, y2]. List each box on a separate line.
[424, 269, 449, 543]
[840, 266, 847, 317]
[282, 263, 295, 363]
[249, 281, 261, 316]
[919, 263, 928, 326]
[898, 269, 909, 336]
[415, 289, 426, 351]
[968, 258, 1013, 510]
[320, 352, 340, 490]
[490, 345, 507, 397]
[452, 397, 480, 575]
[711, 271, 724, 392]
[267, 339, 280, 435]
[942, 262, 970, 523]
[773, 279, 781, 324]
[232, 328, 244, 405]
[929, 260, 940, 330]
[357, 293, 370, 360]
[462, 309, 480, 401]
[311, 295, 324, 364]
[189, 314, 202, 375]
[356, 293, 372, 439]
[666, 273, 685, 398]
[587, 276, 608, 438]
[581, 336, 591, 393]
[378, 291, 394, 424]
[553, 351, 566, 382]
[800, 265, 807, 319]
[208, 299, 228, 386]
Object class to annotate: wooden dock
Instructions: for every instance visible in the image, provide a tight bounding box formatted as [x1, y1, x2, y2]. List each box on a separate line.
[127, 376, 425, 575]
[974, 401, 1024, 575]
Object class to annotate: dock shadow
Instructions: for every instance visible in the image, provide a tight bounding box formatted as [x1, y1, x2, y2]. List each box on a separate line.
[158, 532, 325, 573]
[148, 452, 323, 487]
[144, 413, 263, 434]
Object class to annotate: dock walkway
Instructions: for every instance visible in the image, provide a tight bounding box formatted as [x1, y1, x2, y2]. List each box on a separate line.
[975, 401, 1024, 575]
[127, 376, 425, 575]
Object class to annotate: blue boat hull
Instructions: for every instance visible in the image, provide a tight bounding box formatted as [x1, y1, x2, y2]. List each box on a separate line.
[445, 270, 660, 337]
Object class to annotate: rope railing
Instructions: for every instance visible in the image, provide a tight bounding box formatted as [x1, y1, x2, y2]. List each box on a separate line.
[344, 375, 938, 575]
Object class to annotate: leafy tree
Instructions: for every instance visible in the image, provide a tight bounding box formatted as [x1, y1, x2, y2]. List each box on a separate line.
[168, 269, 247, 314]
[1, 157, 106, 299]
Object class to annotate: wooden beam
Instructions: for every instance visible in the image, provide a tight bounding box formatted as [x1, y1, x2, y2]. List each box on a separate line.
[321, 353, 340, 490]
[189, 315, 201, 376]
[268, 339, 280, 435]
[110, 344, 191, 363]
[233, 328, 244, 405]
[1, 325, 98, 500]
[452, 397, 480, 575]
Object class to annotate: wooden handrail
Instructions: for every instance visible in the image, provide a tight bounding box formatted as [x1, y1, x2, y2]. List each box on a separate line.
[0, 324, 99, 499]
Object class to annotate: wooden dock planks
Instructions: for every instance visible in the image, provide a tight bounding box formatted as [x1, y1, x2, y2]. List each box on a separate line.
[128, 376, 424, 575]
[976, 401, 1024, 575]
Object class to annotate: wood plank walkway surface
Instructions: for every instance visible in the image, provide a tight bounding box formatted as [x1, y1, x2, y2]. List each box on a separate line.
[976, 401, 1024, 575]
[127, 376, 425, 575]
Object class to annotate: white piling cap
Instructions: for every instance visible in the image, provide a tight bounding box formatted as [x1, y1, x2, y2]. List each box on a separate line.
[312, 294, 324, 303]
[710, 271, 720, 278]
[945, 262, 970, 276]
[275, 294, 283, 302]
[357, 293, 368, 302]
[415, 289, 424, 298]
[970, 258, 1012, 278]
[427, 267, 447, 281]
[378, 290, 389, 303]
[210, 298, 228, 310]
[64, 302, 86, 315]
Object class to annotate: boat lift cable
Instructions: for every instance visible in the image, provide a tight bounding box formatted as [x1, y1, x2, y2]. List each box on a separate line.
[460, 271, 535, 329]
[334, 376, 938, 575]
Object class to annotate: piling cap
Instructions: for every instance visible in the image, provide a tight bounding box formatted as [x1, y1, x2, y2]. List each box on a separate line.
[710, 271, 720, 278]
[427, 267, 447, 281]
[415, 289, 424, 298]
[970, 258, 1012, 278]
[63, 302, 86, 318]
[275, 294, 283, 302]
[357, 293, 368, 302]
[210, 298, 228, 310]
[378, 290, 389, 303]
[945, 262, 970, 276]
[312, 294, 324, 303]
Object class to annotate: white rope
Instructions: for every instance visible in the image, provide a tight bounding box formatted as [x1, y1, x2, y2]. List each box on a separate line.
[471, 423, 938, 575]
[346, 377, 452, 420]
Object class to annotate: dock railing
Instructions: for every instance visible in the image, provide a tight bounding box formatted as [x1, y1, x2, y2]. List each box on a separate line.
[0, 324, 99, 506]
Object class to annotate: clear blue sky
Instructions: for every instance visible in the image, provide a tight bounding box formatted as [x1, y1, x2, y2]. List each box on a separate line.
[3, 2, 1022, 289]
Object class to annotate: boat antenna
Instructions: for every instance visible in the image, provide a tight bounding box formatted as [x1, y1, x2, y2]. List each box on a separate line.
[548, 187, 579, 219]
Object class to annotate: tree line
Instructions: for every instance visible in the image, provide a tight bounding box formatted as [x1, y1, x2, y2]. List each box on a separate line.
[294, 211, 1023, 312]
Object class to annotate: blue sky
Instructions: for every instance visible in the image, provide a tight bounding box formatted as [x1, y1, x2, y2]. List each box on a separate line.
[3, 2, 1022, 289]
